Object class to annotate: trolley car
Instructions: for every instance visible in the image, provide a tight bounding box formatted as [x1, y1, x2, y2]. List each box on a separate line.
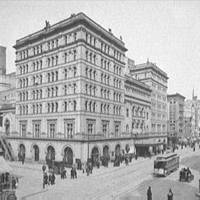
[154, 153, 179, 177]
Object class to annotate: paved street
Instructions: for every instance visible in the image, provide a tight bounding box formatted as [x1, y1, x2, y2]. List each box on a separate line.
[10, 146, 200, 200]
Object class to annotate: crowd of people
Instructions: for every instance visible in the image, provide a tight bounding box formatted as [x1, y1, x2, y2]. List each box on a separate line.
[0, 172, 18, 191]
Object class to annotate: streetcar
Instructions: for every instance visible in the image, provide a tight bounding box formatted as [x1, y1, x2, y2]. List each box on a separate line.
[153, 153, 179, 177]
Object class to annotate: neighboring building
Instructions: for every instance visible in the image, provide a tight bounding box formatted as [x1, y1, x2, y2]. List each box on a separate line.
[124, 74, 151, 135]
[130, 59, 168, 135]
[167, 93, 185, 138]
[0, 46, 6, 75]
[184, 90, 200, 137]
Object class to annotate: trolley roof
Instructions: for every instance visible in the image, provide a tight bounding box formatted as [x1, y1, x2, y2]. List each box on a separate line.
[156, 153, 178, 161]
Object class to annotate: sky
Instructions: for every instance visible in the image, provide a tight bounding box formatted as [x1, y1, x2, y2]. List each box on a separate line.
[0, 0, 200, 99]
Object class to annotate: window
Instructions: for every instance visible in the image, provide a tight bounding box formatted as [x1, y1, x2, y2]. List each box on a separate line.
[33, 121, 41, 138]
[114, 121, 120, 137]
[48, 120, 56, 138]
[64, 69, 67, 79]
[126, 108, 129, 117]
[73, 100, 77, 111]
[102, 121, 109, 135]
[20, 121, 27, 137]
[87, 120, 95, 135]
[64, 119, 75, 138]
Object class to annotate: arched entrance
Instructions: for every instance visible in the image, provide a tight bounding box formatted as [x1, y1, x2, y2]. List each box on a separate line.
[103, 145, 109, 158]
[115, 144, 121, 157]
[18, 144, 25, 161]
[91, 146, 100, 167]
[4, 119, 10, 135]
[33, 145, 39, 161]
[46, 146, 55, 161]
[63, 147, 73, 166]
[125, 144, 130, 153]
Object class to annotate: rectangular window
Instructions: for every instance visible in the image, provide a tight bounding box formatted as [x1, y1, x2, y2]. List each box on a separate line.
[87, 119, 96, 135]
[20, 121, 27, 137]
[33, 121, 41, 138]
[64, 119, 75, 139]
[114, 121, 121, 137]
[102, 120, 109, 136]
[47, 120, 57, 138]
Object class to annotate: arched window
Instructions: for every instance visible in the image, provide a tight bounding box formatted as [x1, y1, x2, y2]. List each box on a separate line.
[55, 71, 58, 81]
[40, 89, 42, 99]
[55, 102, 58, 112]
[65, 101, 67, 112]
[55, 56, 58, 66]
[52, 72, 54, 82]
[55, 87, 58, 97]
[64, 69, 67, 79]
[26, 91, 28, 100]
[33, 104, 35, 114]
[39, 104, 42, 113]
[74, 50, 77, 60]
[47, 73, 50, 83]
[93, 102, 96, 112]
[51, 103, 54, 113]
[85, 101, 87, 111]
[73, 67, 77, 77]
[51, 88, 54, 97]
[73, 100, 77, 111]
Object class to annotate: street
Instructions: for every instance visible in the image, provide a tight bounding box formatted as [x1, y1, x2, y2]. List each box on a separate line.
[8, 145, 200, 200]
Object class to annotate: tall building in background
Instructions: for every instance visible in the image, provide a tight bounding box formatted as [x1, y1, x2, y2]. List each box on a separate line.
[167, 93, 185, 138]
[0, 46, 6, 75]
[129, 59, 168, 135]
[184, 90, 200, 137]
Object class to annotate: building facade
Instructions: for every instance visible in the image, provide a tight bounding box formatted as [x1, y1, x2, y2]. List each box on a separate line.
[124, 75, 151, 135]
[184, 91, 200, 137]
[5, 13, 167, 164]
[130, 59, 168, 135]
[11, 13, 129, 164]
[167, 93, 185, 138]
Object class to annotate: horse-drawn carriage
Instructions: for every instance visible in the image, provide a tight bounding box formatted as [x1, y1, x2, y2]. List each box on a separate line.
[179, 168, 194, 182]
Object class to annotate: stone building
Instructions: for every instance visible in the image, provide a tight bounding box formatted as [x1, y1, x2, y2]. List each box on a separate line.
[6, 13, 167, 164]
[167, 93, 185, 138]
[130, 59, 168, 135]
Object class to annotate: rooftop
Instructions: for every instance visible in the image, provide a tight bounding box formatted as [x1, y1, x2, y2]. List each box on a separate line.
[167, 93, 185, 100]
[125, 74, 151, 92]
[130, 60, 168, 79]
[14, 12, 127, 51]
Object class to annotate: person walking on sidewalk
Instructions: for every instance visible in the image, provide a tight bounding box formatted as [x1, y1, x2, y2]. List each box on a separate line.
[147, 186, 152, 200]
[167, 188, 173, 200]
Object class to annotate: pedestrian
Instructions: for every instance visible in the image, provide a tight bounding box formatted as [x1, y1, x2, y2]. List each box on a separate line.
[42, 165, 46, 174]
[74, 169, 77, 179]
[43, 172, 48, 189]
[51, 173, 55, 185]
[71, 167, 74, 179]
[167, 188, 173, 200]
[147, 186, 152, 200]
[48, 173, 52, 185]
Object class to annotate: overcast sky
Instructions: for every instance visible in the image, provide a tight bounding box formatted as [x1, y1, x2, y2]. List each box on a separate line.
[0, 0, 200, 99]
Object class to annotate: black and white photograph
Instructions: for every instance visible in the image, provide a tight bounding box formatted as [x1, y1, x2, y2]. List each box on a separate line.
[0, 0, 200, 199]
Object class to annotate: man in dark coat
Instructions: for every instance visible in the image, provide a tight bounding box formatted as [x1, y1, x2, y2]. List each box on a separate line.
[147, 186, 152, 200]
[51, 173, 55, 185]
[167, 188, 173, 200]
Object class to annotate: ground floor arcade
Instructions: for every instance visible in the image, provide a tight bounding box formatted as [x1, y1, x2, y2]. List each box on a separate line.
[7, 135, 167, 166]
